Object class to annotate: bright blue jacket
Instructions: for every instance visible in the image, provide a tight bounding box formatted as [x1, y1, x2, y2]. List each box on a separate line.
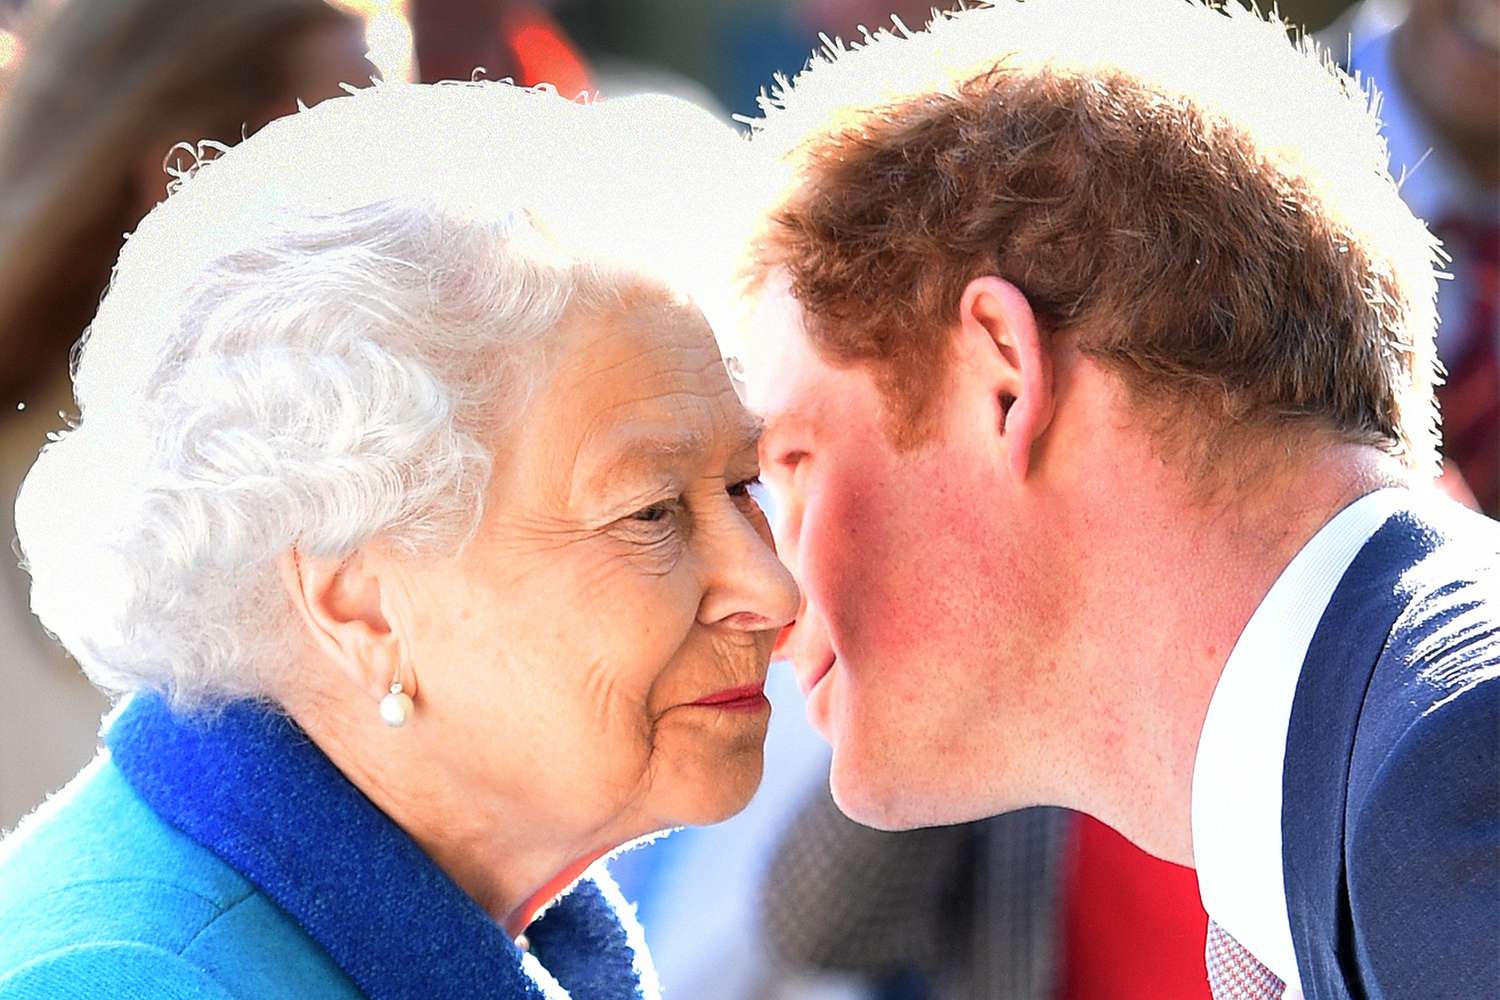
[0, 756, 361, 998]
[0, 695, 655, 999]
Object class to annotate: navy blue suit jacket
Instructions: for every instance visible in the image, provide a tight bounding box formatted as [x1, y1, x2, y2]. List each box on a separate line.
[1283, 497, 1499, 999]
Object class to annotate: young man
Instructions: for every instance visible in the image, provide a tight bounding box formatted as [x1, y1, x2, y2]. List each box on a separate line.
[729, 2, 1499, 997]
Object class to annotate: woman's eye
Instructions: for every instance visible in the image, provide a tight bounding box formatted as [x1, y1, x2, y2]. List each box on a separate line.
[731, 476, 775, 522]
[727, 475, 762, 498]
[630, 502, 676, 524]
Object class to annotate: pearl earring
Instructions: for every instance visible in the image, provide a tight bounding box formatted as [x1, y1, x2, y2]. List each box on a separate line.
[379, 680, 413, 727]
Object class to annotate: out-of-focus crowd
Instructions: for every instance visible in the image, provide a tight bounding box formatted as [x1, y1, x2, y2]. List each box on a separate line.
[0, 3, 1491, 999]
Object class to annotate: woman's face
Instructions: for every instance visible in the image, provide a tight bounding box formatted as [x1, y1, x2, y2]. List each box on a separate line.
[394, 289, 799, 845]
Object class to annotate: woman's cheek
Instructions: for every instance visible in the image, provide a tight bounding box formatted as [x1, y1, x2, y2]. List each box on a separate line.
[585, 583, 689, 718]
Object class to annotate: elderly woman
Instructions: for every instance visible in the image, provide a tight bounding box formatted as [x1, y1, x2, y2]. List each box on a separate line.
[0, 82, 797, 999]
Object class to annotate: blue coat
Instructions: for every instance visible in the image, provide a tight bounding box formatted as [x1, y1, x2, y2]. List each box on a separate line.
[1282, 497, 1499, 998]
[0, 695, 657, 999]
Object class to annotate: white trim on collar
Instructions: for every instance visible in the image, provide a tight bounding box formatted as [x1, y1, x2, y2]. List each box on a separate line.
[1191, 487, 1408, 992]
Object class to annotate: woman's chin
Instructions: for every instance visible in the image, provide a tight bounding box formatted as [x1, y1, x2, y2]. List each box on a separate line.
[662, 753, 765, 828]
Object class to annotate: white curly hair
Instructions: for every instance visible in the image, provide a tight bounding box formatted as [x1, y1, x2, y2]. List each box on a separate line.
[14, 80, 749, 709]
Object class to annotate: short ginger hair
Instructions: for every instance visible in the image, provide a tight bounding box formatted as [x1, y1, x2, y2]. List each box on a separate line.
[738, 0, 1441, 471]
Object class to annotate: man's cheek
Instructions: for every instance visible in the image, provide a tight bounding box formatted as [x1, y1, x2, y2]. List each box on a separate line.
[829, 577, 927, 668]
[758, 476, 799, 555]
[796, 491, 847, 605]
[806, 514, 931, 661]
[772, 504, 801, 566]
[803, 522, 886, 644]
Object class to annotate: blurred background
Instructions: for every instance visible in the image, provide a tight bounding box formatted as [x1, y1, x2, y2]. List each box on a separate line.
[0, 1, 1371, 123]
[0, 2, 1492, 999]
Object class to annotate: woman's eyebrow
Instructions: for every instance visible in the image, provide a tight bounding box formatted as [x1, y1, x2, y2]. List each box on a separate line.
[731, 416, 766, 458]
[574, 429, 706, 502]
[578, 418, 765, 498]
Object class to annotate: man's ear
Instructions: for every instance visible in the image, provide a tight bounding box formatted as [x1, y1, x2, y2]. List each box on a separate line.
[955, 275, 1054, 480]
[276, 547, 409, 703]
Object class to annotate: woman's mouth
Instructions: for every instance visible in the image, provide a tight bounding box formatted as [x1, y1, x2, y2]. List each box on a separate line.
[689, 684, 769, 711]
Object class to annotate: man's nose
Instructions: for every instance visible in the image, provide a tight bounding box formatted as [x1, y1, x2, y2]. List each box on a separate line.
[773, 620, 797, 660]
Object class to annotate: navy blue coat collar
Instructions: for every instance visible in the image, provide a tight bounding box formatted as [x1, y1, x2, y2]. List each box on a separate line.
[107, 693, 652, 1000]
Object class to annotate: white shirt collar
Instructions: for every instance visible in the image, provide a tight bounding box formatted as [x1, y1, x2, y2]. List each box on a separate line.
[1191, 488, 1408, 992]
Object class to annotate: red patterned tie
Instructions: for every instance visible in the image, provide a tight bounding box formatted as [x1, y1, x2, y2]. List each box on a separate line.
[1205, 920, 1285, 1000]
[1433, 215, 1499, 518]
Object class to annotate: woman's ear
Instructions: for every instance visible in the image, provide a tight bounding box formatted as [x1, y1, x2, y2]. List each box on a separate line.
[954, 275, 1054, 481]
[276, 547, 407, 702]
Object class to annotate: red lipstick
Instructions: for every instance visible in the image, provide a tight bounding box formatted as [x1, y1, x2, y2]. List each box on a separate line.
[689, 684, 769, 711]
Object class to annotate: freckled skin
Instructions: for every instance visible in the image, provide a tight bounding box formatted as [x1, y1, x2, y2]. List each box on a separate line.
[746, 263, 1408, 861]
[390, 288, 798, 879]
[752, 299, 1073, 828]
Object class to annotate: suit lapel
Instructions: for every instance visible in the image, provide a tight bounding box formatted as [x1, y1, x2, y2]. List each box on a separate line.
[1280, 509, 1438, 998]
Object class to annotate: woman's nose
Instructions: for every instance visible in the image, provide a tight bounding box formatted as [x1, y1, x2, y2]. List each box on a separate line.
[698, 507, 801, 632]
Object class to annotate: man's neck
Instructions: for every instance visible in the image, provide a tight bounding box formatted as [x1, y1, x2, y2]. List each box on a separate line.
[1061, 442, 1406, 865]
